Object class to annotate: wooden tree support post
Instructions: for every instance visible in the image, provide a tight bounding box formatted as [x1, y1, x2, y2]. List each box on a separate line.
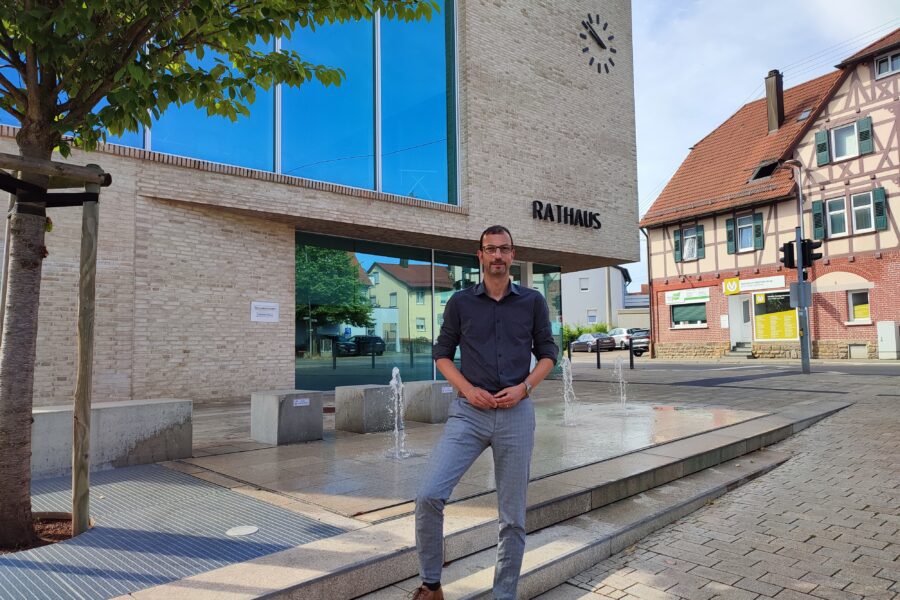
[72, 167, 102, 536]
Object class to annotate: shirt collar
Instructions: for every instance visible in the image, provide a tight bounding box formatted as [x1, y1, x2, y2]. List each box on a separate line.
[474, 280, 520, 297]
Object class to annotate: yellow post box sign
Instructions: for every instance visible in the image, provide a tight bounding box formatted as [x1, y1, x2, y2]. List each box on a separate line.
[723, 277, 741, 295]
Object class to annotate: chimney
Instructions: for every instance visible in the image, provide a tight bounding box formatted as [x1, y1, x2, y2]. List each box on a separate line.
[765, 69, 784, 133]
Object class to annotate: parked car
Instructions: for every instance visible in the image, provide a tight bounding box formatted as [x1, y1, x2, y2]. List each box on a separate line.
[350, 335, 386, 356]
[609, 327, 645, 349]
[570, 332, 616, 353]
[630, 329, 650, 356]
[334, 337, 358, 357]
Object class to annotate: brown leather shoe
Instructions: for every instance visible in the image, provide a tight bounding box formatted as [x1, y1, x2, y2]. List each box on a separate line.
[410, 584, 443, 600]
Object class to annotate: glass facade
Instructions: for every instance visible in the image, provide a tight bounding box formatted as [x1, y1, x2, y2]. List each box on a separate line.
[0, 5, 456, 203]
[295, 232, 562, 391]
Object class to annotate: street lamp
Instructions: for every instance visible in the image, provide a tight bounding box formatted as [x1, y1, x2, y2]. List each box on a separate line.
[777, 158, 811, 374]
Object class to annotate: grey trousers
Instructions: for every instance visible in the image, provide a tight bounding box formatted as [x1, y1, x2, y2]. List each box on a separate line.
[415, 395, 535, 600]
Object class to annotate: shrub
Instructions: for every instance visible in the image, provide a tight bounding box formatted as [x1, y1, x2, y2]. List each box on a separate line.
[562, 322, 609, 348]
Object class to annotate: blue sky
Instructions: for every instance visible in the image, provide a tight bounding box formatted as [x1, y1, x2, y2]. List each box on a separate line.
[621, 0, 900, 288]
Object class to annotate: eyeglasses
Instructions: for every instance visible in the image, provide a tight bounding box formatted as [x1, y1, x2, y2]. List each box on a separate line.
[481, 245, 514, 255]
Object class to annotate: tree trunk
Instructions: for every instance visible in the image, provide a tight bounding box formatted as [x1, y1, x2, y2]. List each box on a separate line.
[0, 126, 53, 548]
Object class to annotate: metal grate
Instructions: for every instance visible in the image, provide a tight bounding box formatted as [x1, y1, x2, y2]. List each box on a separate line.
[0, 464, 345, 600]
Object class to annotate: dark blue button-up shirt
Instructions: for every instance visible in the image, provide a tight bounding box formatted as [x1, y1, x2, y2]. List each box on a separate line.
[432, 281, 559, 393]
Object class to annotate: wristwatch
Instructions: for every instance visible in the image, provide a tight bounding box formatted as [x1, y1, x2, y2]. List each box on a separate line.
[522, 381, 533, 395]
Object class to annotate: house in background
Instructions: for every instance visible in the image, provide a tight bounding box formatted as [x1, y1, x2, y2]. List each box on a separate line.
[641, 29, 899, 360]
[560, 266, 649, 330]
[366, 262, 454, 345]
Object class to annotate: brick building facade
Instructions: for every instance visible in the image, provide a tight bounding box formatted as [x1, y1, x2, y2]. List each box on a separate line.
[1, 1, 639, 406]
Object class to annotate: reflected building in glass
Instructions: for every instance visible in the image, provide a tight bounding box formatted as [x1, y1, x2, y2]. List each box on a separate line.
[2, 1, 639, 405]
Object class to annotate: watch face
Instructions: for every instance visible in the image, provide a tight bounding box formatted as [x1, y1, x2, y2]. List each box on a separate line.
[579, 13, 616, 74]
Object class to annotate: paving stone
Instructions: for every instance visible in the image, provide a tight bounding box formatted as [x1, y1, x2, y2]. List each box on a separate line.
[809, 586, 862, 600]
[699, 581, 758, 600]
[732, 577, 783, 597]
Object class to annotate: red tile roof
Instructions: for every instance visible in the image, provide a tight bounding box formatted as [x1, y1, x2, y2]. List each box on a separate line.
[640, 70, 846, 228]
[837, 27, 900, 68]
[370, 262, 455, 290]
[350, 254, 373, 286]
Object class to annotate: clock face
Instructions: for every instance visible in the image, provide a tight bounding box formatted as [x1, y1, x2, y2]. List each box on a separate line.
[579, 13, 617, 74]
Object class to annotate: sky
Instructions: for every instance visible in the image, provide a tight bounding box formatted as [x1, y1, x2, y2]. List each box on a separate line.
[620, 0, 900, 289]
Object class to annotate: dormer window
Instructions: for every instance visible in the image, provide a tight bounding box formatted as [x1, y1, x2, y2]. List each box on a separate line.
[750, 161, 778, 180]
[796, 108, 812, 121]
[875, 50, 900, 79]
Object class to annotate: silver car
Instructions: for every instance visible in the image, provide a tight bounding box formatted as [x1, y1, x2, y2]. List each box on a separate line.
[608, 327, 644, 349]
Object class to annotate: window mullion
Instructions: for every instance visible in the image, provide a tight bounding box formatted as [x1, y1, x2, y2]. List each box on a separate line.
[274, 36, 283, 174]
[374, 10, 383, 192]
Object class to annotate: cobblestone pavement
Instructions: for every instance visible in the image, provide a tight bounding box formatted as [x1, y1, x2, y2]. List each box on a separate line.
[554, 393, 900, 600]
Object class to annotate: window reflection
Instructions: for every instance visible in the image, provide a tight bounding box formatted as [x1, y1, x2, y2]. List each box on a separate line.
[282, 19, 375, 189]
[151, 39, 275, 171]
[381, 0, 451, 202]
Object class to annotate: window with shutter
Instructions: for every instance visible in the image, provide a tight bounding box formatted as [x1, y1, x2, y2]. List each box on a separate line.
[874, 187, 888, 231]
[696, 225, 705, 259]
[671, 303, 707, 326]
[752, 213, 764, 250]
[812, 200, 826, 240]
[857, 117, 874, 155]
[726, 218, 736, 254]
[673, 228, 682, 263]
[815, 130, 829, 166]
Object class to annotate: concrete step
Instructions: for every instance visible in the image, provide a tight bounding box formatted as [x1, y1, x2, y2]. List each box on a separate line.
[363, 449, 789, 599]
[124, 400, 850, 600]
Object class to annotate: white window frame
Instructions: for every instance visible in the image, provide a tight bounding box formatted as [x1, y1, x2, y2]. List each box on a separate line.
[670, 302, 708, 329]
[389, 292, 397, 308]
[579, 277, 589, 291]
[736, 215, 754, 252]
[371, 272, 379, 285]
[875, 50, 900, 79]
[681, 226, 698, 261]
[587, 309, 597, 324]
[416, 289, 425, 304]
[826, 197, 848, 238]
[847, 290, 871, 324]
[830, 122, 859, 161]
[850, 191, 875, 234]
[416, 317, 426, 331]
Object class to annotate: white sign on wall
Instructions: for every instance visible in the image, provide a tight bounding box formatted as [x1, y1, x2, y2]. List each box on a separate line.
[665, 287, 711, 305]
[722, 275, 785, 295]
[251, 301, 280, 323]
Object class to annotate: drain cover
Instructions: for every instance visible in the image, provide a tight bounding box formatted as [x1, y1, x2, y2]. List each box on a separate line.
[226, 525, 259, 537]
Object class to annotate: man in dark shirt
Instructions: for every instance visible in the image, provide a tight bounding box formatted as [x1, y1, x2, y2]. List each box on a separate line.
[411, 225, 559, 600]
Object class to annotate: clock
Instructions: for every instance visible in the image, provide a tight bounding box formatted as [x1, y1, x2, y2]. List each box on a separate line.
[579, 13, 617, 74]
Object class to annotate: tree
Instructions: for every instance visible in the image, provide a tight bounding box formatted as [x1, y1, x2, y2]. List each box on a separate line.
[296, 245, 373, 350]
[0, 0, 435, 548]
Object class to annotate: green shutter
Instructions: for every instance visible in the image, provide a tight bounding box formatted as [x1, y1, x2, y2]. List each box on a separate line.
[753, 213, 764, 250]
[812, 200, 826, 239]
[726, 218, 736, 254]
[815, 130, 829, 166]
[874, 187, 888, 231]
[857, 117, 874, 155]
[673, 229, 682, 262]
[696, 224, 705, 259]
[672, 303, 707, 324]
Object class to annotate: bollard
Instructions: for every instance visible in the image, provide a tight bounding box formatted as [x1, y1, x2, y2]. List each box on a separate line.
[371, 342, 376, 369]
[332, 341, 337, 370]
[596, 343, 602, 369]
[629, 338, 635, 370]
[567, 341, 572, 361]
[409, 341, 414, 368]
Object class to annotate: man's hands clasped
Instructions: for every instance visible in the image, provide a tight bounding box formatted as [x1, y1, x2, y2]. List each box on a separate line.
[463, 383, 527, 410]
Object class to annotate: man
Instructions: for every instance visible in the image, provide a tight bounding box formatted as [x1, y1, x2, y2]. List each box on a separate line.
[412, 225, 559, 600]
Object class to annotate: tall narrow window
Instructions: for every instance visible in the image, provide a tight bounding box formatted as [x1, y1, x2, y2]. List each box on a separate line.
[827, 198, 847, 237]
[831, 122, 859, 161]
[681, 227, 698, 261]
[579, 277, 589, 291]
[736, 216, 754, 251]
[851, 192, 874, 233]
[848, 290, 870, 322]
[416, 290, 425, 304]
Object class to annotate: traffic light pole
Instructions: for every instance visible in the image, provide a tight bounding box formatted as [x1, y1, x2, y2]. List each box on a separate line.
[795, 226, 811, 374]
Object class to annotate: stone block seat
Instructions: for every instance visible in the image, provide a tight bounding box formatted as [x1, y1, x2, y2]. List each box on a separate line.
[251, 389, 324, 445]
[334, 384, 395, 434]
[403, 380, 457, 424]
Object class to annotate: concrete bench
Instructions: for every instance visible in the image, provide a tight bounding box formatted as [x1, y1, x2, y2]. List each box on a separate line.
[334, 384, 395, 434]
[251, 389, 323, 445]
[404, 380, 457, 424]
[32, 398, 192, 478]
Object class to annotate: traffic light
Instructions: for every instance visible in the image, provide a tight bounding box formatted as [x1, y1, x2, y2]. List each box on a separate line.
[801, 239, 823, 266]
[779, 241, 796, 269]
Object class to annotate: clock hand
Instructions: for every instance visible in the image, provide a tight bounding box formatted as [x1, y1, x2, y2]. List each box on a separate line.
[585, 22, 607, 50]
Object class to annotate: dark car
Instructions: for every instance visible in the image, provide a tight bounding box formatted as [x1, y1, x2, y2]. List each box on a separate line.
[334, 337, 358, 357]
[630, 329, 650, 356]
[350, 335, 386, 356]
[570, 332, 616, 353]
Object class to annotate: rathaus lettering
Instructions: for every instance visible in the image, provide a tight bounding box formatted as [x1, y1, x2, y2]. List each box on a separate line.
[531, 200, 602, 230]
